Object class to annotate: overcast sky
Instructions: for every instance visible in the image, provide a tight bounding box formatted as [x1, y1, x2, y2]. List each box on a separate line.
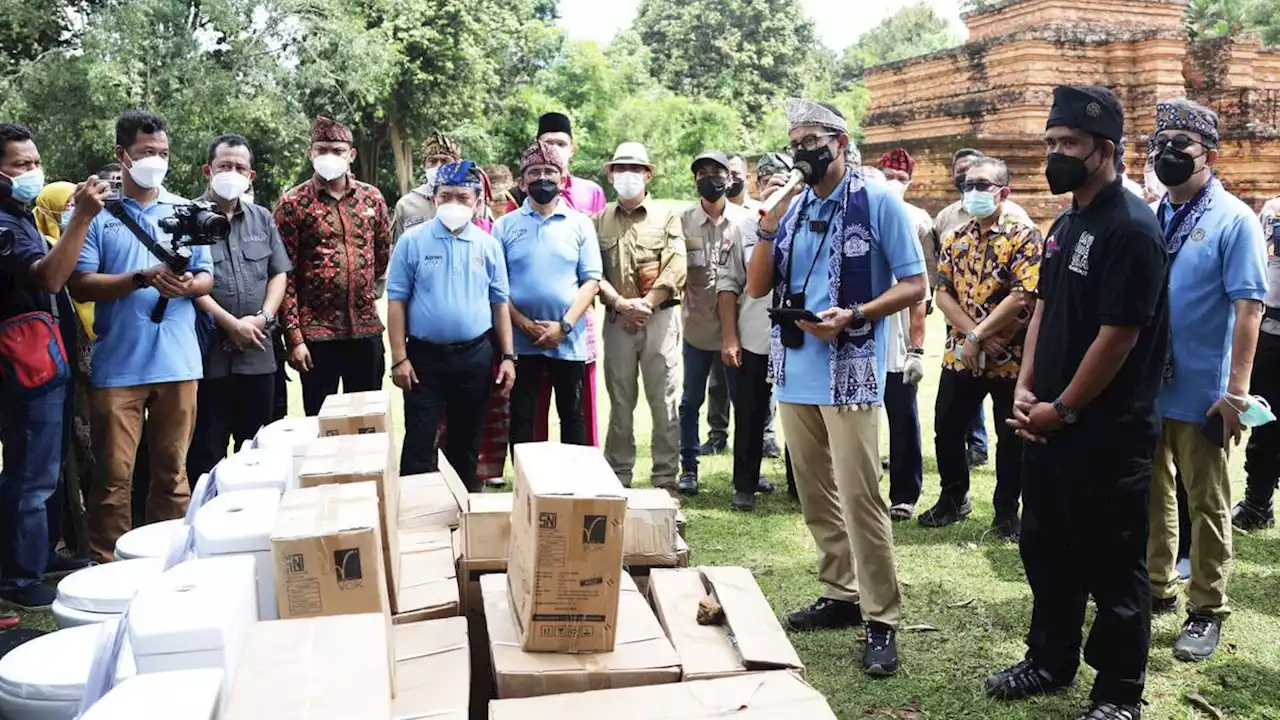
[557, 0, 965, 51]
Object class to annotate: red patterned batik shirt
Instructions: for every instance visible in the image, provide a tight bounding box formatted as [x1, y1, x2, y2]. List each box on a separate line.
[275, 175, 391, 348]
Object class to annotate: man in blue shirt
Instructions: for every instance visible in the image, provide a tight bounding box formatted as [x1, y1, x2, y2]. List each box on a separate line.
[497, 142, 601, 448]
[1145, 99, 1267, 662]
[746, 99, 927, 677]
[0, 124, 107, 607]
[67, 110, 213, 564]
[388, 160, 515, 490]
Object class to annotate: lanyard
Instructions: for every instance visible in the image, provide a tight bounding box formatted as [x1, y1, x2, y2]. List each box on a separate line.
[784, 196, 838, 297]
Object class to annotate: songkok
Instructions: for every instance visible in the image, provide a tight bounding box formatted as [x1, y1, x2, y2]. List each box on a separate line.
[878, 149, 916, 177]
[519, 141, 567, 176]
[785, 98, 848, 134]
[537, 112, 573, 138]
[1156, 98, 1220, 148]
[756, 152, 793, 177]
[1046, 85, 1124, 144]
[436, 160, 485, 190]
[422, 132, 461, 162]
[310, 116, 353, 144]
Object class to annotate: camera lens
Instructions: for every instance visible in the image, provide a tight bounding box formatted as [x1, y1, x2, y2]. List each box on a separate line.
[194, 209, 231, 239]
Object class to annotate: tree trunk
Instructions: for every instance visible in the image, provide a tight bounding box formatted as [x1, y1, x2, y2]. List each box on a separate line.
[388, 117, 413, 197]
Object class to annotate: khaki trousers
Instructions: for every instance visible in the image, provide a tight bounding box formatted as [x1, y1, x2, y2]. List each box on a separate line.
[602, 308, 681, 488]
[87, 381, 198, 563]
[1148, 419, 1233, 617]
[780, 402, 903, 626]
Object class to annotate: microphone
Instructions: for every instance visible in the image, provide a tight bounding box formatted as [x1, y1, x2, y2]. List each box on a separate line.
[757, 162, 811, 220]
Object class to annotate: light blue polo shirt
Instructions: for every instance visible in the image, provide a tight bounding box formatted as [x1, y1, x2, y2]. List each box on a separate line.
[1157, 186, 1268, 423]
[496, 200, 602, 361]
[76, 190, 213, 389]
[387, 217, 509, 344]
[777, 175, 926, 407]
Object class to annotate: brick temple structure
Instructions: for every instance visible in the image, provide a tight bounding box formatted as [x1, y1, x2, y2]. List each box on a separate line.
[860, 0, 1280, 226]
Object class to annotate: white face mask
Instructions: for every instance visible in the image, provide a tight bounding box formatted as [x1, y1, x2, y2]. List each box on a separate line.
[612, 172, 646, 200]
[1144, 169, 1167, 200]
[127, 155, 168, 190]
[423, 167, 439, 186]
[312, 154, 350, 181]
[436, 202, 472, 232]
[211, 172, 251, 202]
[885, 179, 908, 199]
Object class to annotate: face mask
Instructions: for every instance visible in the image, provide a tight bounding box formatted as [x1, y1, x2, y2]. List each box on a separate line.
[1227, 394, 1277, 429]
[612, 172, 646, 200]
[696, 175, 728, 202]
[885, 179, 908, 199]
[793, 144, 835, 185]
[552, 146, 572, 169]
[211, 172, 251, 202]
[1144, 169, 1167, 200]
[963, 190, 999, 219]
[312, 154, 349, 182]
[423, 167, 439, 186]
[3, 168, 45, 202]
[1045, 150, 1095, 195]
[528, 178, 560, 205]
[436, 202, 472, 232]
[60, 208, 73, 230]
[127, 156, 168, 190]
[1155, 148, 1198, 188]
[726, 179, 745, 199]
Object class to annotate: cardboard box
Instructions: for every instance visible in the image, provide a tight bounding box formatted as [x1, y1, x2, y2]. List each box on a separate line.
[392, 527, 460, 624]
[400, 471, 469, 531]
[393, 617, 469, 720]
[648, 566, 803, 681]
[486, 671, 835, 719]
[675, 507, 687, 539]
[459, 556, 507, 617]
[225, 614, 392, 719]
[460, 492, 513, 561]
[508, 443, 627, 653]
[270, 482, 390, 621]
[317, 390, 390, 437]
[482, 573, 681, 699]
[627, 535, 689, 595]
[299, 433, 401, 609]
[621, 488, 680, 561]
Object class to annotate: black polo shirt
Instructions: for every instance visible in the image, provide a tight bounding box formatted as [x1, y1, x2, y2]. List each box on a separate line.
[1030, 178, 1170, 485]
[0, 198, 52, 321]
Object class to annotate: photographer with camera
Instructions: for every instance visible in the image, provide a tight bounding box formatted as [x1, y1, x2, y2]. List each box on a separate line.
[186, 135, 291, 485]
[67, 110, 213, 564]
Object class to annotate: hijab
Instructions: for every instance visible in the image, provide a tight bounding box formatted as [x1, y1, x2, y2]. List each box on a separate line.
[35, 181, 76, 241]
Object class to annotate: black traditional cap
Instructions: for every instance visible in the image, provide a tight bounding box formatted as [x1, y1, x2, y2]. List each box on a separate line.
[537, 112, 573, 138]
[690, 150, 730, 174]
[1046, 85, 1124, 144]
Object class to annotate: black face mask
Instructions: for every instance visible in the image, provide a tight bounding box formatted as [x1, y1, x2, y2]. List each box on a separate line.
[793, 144, 835, 185]
[1044, 148, 1099, 195]
[697, 175, 728, 202]
[527, 178, 560, 205]
[726, 179, 745, 199]
[1155, 148, 1198, 188]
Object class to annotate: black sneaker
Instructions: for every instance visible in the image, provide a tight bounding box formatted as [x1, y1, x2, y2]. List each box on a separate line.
[917, 497, 973, 528]
[967, 448, 989, 468]
[862, 622, 900, 677]
[786, 597, 863, 631]
[993, 514, 1021, 542]
[1232, 500, 1275, 531]
[677, 468, 699, 496]
[1077, 702, 1142, 719]
[1152, 595, 1179, 616]
[985, 659, 1072, 700]
[1173, 613, 1222, 662]
[698, 438, 728, 456]
[756, 477, 775, 494]
[0, 583, 57, 610]
[45, 549, 97, 579]
[762, 439, 782, 459]
[731, 492, 755, 511]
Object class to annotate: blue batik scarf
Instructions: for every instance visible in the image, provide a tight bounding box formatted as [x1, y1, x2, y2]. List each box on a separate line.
[769, 167, 879, 407]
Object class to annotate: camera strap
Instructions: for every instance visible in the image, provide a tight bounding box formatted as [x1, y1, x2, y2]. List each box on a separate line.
[106, 201, 171, 265]
[784, 197, 838, 298]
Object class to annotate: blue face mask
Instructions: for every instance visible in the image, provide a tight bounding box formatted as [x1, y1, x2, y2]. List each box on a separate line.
[1228, 394, 1276, 429]
[60, 209, 73, 230]
[4, 168, 45, 203]
[963, 189, 998, 219]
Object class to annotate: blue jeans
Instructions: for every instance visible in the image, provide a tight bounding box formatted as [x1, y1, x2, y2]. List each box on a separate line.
[679, 344, 721, 469]
[967, 403, 989, 455]
[0, 385, 65, 590]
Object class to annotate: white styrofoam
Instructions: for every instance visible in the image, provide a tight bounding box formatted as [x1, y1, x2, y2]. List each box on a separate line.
[213, 448, 293, 495]
[0, 622, 135, 719]
[127, 556, 258, 706]
[112, 519, 186, 562]
[252, 416, 319, 484]
[79, 669, 223, 720]
[193, 489, 282, 620]
[55, 558, 165, 616]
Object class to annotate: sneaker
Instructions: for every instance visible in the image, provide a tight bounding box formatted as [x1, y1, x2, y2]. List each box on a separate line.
[485, 476, 507, 488]
[786, 597, 863, 631]
[862, 622, 900, 677]
[985, 659, 1072, 700]
[731, 492, 755, 511]
[762, 439, 782, 459]
[1232, 500, 1275, 531]
[698, 438, 728, 456]
[889, 503, 915, 522]
[1077, 702, 1142, 719]
[1173, 613, 1222, 662]
[993, 514, 1021, 542]
[967, 448, 989, 469]
[677, 468, 699, 496]
[1152, 595, 1179, 616]
[756, 477, 775, 494]
[45, 549, 97, 579]
[917, 497, 973, 528]
[0, 583, 57, 610]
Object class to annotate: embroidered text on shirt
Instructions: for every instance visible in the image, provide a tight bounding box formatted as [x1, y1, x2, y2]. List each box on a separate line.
[1068, 231, 1094, 276]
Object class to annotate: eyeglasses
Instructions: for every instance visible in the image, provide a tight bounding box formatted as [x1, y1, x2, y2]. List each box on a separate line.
[962, 180, 1004, 193]
[524, 168, 562, 181]
[784, 133, 837, 155]
[1152, 134, 1204, 154]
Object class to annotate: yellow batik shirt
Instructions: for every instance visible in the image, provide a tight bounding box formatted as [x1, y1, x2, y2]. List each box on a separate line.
[937, 209, 1044, 379]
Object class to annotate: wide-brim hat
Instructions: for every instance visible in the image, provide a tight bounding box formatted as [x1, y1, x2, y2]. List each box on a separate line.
[605, 141, 655, 171]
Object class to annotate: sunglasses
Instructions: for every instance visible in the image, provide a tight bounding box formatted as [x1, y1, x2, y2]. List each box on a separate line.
[1152, 134, 1205, 154]
[962, 180, 1004, 193]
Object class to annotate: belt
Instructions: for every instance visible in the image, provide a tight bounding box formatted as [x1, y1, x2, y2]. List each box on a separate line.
[606, 299, 679, 323]
[407, 333, 489, 354]
[1266, 306, 1280, 323]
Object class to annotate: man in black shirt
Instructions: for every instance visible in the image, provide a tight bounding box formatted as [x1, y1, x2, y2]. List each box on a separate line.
[985, 86, 1169, 720]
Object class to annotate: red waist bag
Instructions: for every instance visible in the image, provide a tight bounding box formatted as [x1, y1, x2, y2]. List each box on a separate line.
[0, 311, 70, 396]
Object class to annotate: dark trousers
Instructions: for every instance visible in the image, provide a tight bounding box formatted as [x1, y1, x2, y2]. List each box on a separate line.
[1021, 450, 1150, 705]
[510, 355, 586, 446]
[186, 373, 276, 487]
[934, 369, 1022, 517]
[400, 336, 493, 491]
[301, 336, 386, 416]
[885, 372, 923, 505]
[0, 386, 65, 590]
[679, 344, 724, 469]
[1244, 331, 1280, 508]
[706, 359, 730, 445]
[725, 350, 770, 495]
[968, 405, 989, 455]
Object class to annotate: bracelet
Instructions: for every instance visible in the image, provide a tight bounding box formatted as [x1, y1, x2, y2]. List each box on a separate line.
[758, 227, 779, 241]
[908, 346, 924, 356]
[391, 358, 409, 370]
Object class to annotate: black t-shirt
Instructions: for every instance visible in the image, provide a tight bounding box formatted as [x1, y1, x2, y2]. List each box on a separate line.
[1030, 179, 1170, 483]
[0, 200, 52, 322]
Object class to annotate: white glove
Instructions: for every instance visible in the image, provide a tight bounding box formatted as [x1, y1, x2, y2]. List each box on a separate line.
[903, 353, 925, 386]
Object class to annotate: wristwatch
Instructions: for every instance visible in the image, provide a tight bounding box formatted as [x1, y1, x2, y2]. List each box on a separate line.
[1052, 398, 1080, 425]
[501, 353, 518, 364]
[907, 346, 924, 356]
[965, 329, 983, 344]
[132, 272, 150, 290]
[850, 303, 868, 329]
[559, 319, 573, 336]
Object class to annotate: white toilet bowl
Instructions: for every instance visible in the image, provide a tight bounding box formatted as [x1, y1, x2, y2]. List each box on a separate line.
[193, 489, 282, 620]
[0, 623, 135, 720]
[213, 447, 293, 496]
[252, 416, 319, 487]
[51, 558, 165, 629]
[112, 519, 187, 562]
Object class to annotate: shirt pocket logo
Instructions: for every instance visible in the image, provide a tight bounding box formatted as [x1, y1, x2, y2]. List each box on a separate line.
[1068, 232, 1094, 276]
[424, 255, 443, 267]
